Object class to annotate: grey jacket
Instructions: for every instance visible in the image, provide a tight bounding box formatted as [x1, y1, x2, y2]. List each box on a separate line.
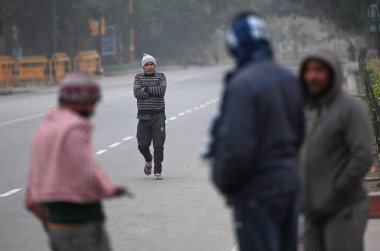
[300, 49, 372, 221]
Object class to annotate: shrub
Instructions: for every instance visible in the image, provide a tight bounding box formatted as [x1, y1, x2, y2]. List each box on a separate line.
[367, 58, 380, 103]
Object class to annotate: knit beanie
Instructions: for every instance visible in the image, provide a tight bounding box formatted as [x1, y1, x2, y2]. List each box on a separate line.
[226, 12, 273, 66]
[59, 71, 101, 103]
[142, 53, 156, 68]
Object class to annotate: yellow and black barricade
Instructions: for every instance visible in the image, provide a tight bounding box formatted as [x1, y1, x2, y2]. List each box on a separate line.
[15, 56, 49, 84]
[0, 56, 15, 87]
[74, 50, 102, 75]
[50, 53, 71, 83]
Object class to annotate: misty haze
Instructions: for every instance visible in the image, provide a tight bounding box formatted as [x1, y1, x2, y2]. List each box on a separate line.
[1, 1, 380, 251]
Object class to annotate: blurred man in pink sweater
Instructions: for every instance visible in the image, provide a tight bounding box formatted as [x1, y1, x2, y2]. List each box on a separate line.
[26, 71, 127, 251]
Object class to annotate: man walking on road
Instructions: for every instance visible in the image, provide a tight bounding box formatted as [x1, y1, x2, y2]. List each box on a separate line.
[134, 53, 167, 180]
[26, 71, 127, 251]
[300, 49, 373, 251]
[208, 13, 305, 251]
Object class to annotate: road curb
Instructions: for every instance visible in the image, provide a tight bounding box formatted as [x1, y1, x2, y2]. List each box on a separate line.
[0, 88, 13, 95]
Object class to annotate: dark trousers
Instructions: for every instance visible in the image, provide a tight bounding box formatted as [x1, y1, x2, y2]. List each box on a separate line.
[136, 116, 166, 174]
[232, 192, 298, 251]
[304, 198, 368, 251]
[48, 221, 112, 251]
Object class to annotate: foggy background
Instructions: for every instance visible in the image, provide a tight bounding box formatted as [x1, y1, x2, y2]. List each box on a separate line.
[2, 1, 380, 250]
[0, 0, 373, 66]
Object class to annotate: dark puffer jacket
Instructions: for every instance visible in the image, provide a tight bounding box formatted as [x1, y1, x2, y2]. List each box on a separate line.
[213, 59, 305, 199]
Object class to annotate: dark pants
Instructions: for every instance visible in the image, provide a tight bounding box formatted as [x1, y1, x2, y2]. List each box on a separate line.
[304, 198, 368, 251]
[137, 116, 166, 174]
[232, 192, 298, 251]
[48, 221, 112, 251]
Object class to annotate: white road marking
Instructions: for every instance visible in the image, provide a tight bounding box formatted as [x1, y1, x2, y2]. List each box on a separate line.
[231, 244, 238, 251]
[96, 150, 107, 155]
[0, 91, 134, 128]
[93, 99, 221, 160]
[0, 113, 45, 127]
[123, 136, 134, 141]
[109, 142, 121, 148]
[0, 94, 223, 198]
[0, 188, 22, 198]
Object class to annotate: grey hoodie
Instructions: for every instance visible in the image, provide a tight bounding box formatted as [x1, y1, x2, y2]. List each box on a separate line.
[300, 49, 372, 221]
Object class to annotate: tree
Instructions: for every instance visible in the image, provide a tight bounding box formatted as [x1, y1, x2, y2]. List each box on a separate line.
[0, 0, 289, 63]
[287, 0, 373, 32]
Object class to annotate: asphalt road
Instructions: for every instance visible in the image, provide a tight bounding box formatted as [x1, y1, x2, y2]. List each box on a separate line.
[2, 62, 379, 251]
[0, 65, 237, 251]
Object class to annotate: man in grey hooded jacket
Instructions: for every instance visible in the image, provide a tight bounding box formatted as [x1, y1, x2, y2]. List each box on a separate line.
[300, 48, 373, 251]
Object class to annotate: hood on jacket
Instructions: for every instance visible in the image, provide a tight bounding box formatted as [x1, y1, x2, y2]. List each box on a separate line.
[226, 12, 273, 67]
[300, 48, 344, 104]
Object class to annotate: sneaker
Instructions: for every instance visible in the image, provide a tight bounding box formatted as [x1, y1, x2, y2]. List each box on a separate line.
[144, 162, 152, 176]
[154, 173, 163, 180]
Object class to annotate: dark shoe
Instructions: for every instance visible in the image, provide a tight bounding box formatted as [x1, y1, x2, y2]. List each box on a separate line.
[144, 162, 152, 176]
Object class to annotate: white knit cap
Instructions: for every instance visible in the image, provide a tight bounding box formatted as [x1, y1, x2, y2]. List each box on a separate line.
[141, 53, 156, 68]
